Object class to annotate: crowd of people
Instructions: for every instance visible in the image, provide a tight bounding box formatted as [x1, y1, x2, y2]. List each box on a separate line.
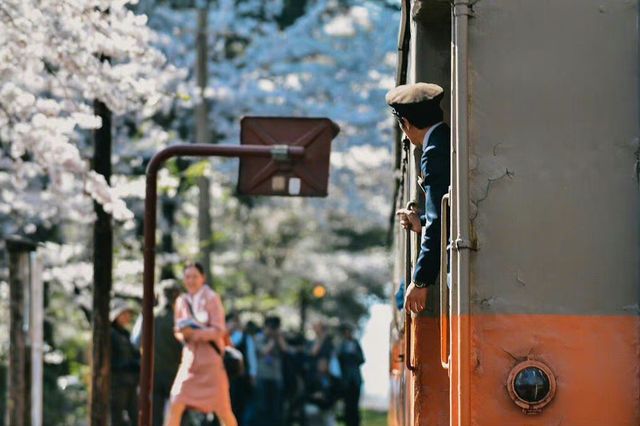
[108, 262, 366, 426]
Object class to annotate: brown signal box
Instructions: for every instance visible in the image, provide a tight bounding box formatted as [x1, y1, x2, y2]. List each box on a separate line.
[238, 116, 339, 197]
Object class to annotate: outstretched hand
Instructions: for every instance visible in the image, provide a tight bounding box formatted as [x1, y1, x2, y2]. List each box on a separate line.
[405, 282, 428, 313]
[396, 208, 422, 233]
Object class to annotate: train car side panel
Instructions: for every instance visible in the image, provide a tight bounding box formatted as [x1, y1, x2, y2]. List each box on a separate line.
[466, 0, 640, 424]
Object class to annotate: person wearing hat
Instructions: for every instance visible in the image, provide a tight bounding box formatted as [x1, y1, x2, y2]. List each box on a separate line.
[387, 82, 451, 314]
[110, 299, 140, 426]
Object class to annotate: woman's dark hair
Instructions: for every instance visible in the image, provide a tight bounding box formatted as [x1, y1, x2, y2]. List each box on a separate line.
[184, 261, 205, 276]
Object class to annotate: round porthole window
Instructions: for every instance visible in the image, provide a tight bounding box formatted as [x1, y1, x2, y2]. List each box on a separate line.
[506, 360, 556, 414]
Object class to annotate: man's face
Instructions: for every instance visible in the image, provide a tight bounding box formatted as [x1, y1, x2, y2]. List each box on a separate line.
[398, 118, 424, 146]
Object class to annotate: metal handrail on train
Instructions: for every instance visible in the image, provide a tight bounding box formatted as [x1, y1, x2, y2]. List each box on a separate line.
[404, 200, 418, 372]
[404, 287, 416, 370]
[440, 193, 450, 370]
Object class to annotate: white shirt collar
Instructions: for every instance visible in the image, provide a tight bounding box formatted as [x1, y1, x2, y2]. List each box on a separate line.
[187, 285, 207, 306]
[422, 121, 444, 146]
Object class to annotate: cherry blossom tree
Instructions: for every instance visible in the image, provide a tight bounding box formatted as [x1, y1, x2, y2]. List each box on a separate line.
[148, 0, 396, 221]
[138, 0, 398, 325]
[0, 1, 184, 421]
[0, 0, 184, 234]
[0, 1, 400, 419]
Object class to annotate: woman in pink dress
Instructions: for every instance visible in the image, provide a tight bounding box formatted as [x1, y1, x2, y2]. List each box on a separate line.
[165, 263, 237, 426]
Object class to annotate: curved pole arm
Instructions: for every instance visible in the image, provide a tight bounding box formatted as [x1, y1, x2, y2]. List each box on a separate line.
[138, 144, 304, 426]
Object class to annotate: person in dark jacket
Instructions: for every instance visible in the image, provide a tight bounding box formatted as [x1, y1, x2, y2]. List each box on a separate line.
[130, 281, 184, 426]
[388, 82, 451, 314]
[310, 321, 333, 363]
[153, 281, 184, 426]
[282, 333, 308, 425]
[110, 299, 140, 426]
[226, 312, 258, 426]
[250, 316, 288, 426]
[337, 323, 365, 426]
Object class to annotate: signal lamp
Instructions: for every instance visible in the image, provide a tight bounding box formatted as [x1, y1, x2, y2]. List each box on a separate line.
[312, 284, 327, 299]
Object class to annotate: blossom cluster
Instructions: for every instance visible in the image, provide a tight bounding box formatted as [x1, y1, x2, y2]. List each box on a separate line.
[0, 0, 184, 231]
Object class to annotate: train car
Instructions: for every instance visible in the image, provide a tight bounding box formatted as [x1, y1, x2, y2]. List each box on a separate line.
[389, 1, 640, 425]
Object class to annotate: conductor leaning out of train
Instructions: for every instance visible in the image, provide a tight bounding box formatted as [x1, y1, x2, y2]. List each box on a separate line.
[388, 83, 450, 314]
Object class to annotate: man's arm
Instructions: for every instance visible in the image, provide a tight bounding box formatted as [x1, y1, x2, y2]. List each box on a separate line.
[413, 133, 449, 288]
[405, 127, 450, 313]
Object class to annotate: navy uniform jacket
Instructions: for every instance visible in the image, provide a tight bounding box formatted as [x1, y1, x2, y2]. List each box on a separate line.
[414, 122, 451, 287]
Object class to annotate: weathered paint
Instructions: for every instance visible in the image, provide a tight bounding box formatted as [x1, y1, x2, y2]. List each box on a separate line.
[413, 316, 450, 426]
[389, 339, 408, 426]
[469, 0, 639, 421]
[444, 314, 640, 425]
[467, 314, 640, 425]
[468, 0, 640, 316]
[464, 2, 640, 421]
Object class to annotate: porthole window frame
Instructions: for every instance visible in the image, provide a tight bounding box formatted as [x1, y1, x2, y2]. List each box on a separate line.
[506, 359, 557, 414]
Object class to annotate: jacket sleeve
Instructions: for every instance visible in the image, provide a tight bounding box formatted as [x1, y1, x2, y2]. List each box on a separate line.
[413, 131, 450, 287]
[356, 341, 365, 365]
[110, 329, 122, 369]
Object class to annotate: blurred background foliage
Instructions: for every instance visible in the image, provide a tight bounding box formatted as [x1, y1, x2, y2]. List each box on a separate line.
[0, 0, 399, 422]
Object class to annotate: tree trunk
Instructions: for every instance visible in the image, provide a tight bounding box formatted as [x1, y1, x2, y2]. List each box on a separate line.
[7, 238, 37, 426]
[196, 5, 213, 285]
[90, 99, 113, 426]
[8, 249, 27, 426]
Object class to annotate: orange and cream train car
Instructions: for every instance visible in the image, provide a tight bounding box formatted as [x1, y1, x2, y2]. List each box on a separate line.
[389, 0, 639, 425]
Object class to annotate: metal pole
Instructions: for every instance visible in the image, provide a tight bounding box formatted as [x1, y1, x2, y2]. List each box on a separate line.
[138, 144, 304, 426]
[453, 2, 472, 424]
